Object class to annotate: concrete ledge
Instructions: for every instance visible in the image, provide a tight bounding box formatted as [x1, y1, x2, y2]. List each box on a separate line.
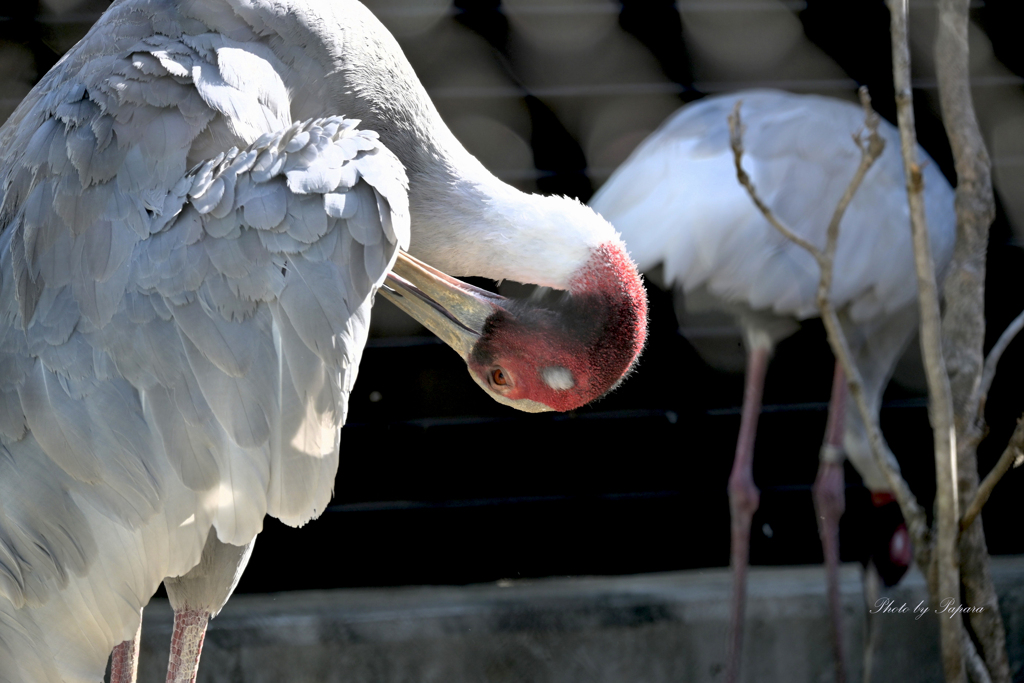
[137, 556, 1024, 683]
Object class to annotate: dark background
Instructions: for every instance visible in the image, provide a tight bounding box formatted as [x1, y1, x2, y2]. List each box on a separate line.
[2, 0, 1022, 593]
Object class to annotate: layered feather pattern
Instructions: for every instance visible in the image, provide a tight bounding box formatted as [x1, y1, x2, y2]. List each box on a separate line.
[0, 4, 411, 680]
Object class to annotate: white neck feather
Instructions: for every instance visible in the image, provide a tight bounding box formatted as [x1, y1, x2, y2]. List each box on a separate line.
[209, 0, 621, 289]
[405, 146, 620, 289]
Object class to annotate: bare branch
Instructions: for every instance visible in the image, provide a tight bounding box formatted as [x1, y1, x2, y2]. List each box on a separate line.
[934, 0, 1009, 677]
[889, 0, 964, 680]
[727, 104, 823, 260]
[973, 309, 1024, 416]
[961, 416, 1024, 533]
[822, 88, 887, 268]
[963, 629, 994, 683]
[727, 95, 931, 551]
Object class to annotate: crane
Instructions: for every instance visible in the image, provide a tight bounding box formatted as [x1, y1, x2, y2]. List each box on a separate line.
[590, 89, 955, 683]
[0, 1, 648, 682]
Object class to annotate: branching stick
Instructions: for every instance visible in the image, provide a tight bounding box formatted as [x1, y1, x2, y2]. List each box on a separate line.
[727, 89, 930, 553]
[934, 0, 1010, 678]
[973, 309, 1024, 420]
[889, 1, 964, 680]
[957, 309, 1024, 518]
[961, 416, 1024, 533]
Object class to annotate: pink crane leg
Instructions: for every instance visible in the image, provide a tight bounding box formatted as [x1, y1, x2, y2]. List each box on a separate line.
[109, 616, 142, 683]
[165, 609, 210, 683]
[813, 360, 848, 683]
[724, 345, 769, 683]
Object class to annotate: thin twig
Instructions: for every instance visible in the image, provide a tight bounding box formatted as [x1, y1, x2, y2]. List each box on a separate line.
[728, 106, 822, 259]
[821, 90, 888, 273]
[726, 93, 931, 552]
[973, 308, 1024, 417]
[960, 415, 1024, 533]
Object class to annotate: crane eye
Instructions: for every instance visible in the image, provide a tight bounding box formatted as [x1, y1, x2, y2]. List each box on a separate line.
[491, 367, 508, 386]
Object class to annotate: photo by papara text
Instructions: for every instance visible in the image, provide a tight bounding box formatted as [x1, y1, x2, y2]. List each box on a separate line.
[870, 597, 987, 620]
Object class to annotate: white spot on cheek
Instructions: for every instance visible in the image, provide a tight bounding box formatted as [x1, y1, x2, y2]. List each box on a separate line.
[541, 366, 575, 391]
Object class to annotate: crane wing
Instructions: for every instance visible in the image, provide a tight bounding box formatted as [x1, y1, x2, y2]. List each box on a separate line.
[592, 90, 956, 323]
[0, 10, 410, 681]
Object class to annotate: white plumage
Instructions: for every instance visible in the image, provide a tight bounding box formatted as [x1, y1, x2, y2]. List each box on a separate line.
[0, 1, 646, 681]
[592, 89, 955, 489]
[591, 89, 956, 682]
[2, 103, 404, 683]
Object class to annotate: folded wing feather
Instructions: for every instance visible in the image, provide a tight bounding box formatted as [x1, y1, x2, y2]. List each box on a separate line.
[0, 13, 410, 682]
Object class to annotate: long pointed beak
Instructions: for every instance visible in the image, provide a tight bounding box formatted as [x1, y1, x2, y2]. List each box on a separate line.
[379, 251, 505, 357]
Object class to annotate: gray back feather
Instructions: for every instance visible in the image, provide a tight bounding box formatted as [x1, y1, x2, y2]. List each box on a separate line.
[0, 4, 410, 680]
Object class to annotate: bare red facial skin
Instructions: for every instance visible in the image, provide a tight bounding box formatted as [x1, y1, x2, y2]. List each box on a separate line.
[468, 242, 648, 411]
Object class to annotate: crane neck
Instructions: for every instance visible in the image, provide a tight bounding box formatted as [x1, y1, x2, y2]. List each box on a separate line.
[403, 153, 620, 290]
[188, 0, 625, 291]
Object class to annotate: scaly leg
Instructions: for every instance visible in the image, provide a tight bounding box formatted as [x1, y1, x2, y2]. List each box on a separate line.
[109, 612, 142, 683]
[165, 609, 210, 683]
[813, 360, 848, 683]
[725, 345, 770, 683]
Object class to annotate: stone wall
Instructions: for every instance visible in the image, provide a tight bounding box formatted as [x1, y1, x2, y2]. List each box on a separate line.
[136, 556, 1024, 683]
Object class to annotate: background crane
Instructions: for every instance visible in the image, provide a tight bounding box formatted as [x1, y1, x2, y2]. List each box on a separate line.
[590, 89, 956, 683]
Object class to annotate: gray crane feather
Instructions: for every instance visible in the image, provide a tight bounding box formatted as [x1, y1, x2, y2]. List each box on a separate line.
[0, 6, 410, 680]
